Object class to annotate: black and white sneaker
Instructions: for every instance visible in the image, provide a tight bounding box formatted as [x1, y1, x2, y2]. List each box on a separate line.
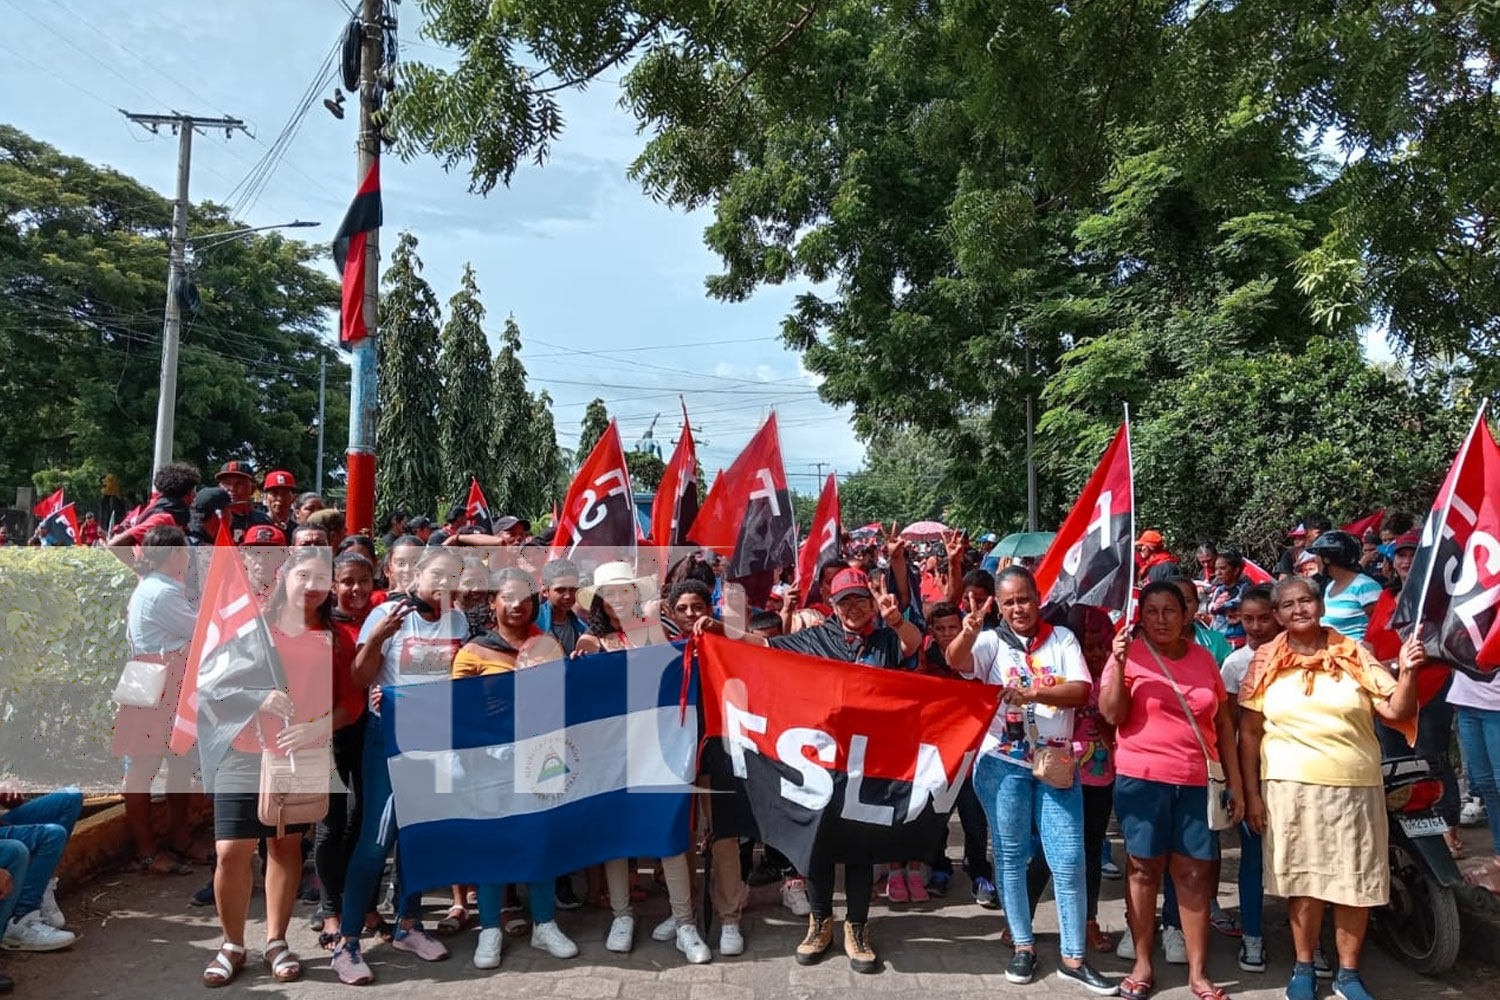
[1057, 961, 1120, 996]
[555, 876, 583, 911]
[1006, 949, 1038, 985]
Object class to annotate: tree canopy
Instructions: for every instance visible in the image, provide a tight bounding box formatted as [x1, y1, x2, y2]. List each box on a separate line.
[376, 231, 444, 519]
[0, 125, 346, 503]
[437, 264, 493, 500]
[578, 397, 611, 460]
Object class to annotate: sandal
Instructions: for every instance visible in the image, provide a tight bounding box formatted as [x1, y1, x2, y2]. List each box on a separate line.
[1120, 976, 1154, 1000]
[134, 854, 191, 876]
[1087, 919, 1115, 953]
[501, 907, 530, 937]
[263, 939, 302, 983]
[1190, 987, 1231, 1000]
[363, 917, 395, 942]
[317, 931, 340, 953]
[436, 904, 469, 935]
[202, 942, 246, 988]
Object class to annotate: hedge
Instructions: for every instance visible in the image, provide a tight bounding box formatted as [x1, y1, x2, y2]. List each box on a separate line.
[0, 547, 135, 787]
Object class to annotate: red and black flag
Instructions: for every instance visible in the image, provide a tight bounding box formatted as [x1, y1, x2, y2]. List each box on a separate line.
[688, 414, 796, 608]
[797, 474, 842, 600]
[552, 420, 636, 568]
[465, 477, 492, 534]
[171, 520, 300, 787]
[652, 399, 699, 548]
[695, 632, 997, 873]
[1392, 405, 1500, 675]
[1343, 509, 1386, 540]
[1034, 421, 1135, 615]
[32, 487, 64, 521]
[333, 161, 382, 345]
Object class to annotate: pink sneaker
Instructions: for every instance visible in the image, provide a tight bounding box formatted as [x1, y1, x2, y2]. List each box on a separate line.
[330, 943, 374, 985]
[886, 868, 909, 903]
[906, 867, 930, 903]
[392, 927, 449, 962]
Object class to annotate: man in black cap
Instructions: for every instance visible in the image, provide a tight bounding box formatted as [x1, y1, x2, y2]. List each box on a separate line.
[408, 516, 434, 544]
[187, 487, 234, 546]
[426, 505, 469, 547]
[215, 460, 273, 545]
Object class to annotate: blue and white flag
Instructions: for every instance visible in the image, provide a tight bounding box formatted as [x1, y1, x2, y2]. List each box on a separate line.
[382, 642, 698, 891]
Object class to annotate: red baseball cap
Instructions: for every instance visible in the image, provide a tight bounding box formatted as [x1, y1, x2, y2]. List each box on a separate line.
[242, 524, 286, 546]
[829, 569, 873, 604]
[1135, 529, 1164, 547]
[263, 470, 296, 491]
[1392, 530, 1420, 552]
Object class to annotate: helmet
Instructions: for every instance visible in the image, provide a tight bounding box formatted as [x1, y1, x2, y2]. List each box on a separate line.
[1307, 529, 1361, 570]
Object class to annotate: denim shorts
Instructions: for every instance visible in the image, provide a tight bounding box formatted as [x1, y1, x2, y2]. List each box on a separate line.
[1114, 775, 1218, 861]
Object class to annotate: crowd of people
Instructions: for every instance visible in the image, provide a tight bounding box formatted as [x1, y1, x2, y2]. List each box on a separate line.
[2, 456, 1493, 1000]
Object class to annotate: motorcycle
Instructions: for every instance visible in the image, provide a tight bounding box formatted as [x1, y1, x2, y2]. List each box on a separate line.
[1374, 665, 1464, 975]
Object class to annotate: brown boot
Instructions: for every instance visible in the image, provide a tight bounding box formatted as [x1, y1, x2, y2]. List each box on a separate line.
[795, 914, 833, 966]
[844, 920, 877, 974]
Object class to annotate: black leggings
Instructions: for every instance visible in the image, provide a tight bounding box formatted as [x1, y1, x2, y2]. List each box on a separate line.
[314, 716, 367, 920]
[1025, 781, 1114, 921]
[807, 861, 874, 924]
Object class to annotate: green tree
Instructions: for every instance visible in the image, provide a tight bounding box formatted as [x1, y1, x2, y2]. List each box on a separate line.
[0, 125, 345, 501]
[577, 398, 610, 461]
[524, 390, 565, 517]
[488, 314, 533, 514]
[376, 231, 444, 519]
[437, 264, 493, 500]
[626, 450, 665, 493]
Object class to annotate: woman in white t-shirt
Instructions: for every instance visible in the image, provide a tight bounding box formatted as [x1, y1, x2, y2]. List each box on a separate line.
[947, 567, 1112, 993]
[330, 548, 468, 985]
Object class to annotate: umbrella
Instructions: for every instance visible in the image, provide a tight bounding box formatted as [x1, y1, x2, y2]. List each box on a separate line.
[899, 520, 949, 541]
[994, 531, 1056, 559]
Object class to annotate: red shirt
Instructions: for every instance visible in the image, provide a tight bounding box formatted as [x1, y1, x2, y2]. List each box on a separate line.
[330, 619, 367, 729]
[230, 624, 344, 753]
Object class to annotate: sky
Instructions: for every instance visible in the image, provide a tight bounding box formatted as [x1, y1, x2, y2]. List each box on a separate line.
[0, 0, 867, 486]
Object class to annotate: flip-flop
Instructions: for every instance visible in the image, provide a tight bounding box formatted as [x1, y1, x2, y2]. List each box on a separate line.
[501, 907, 530, 937]
[435, 904, 469, 935]
[1190, 987, 1231, 1000]
[1120, 976, 1153, 1000]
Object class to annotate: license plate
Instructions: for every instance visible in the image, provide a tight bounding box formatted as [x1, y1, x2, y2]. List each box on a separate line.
[1399, 815, 1449, 838]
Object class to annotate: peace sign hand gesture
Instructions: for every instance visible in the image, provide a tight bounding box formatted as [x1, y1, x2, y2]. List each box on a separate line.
[941, 529, 967, 561]
[962, 594, 994, 637]
[884, 522, 907, 565]
[871, 573, 903, 627]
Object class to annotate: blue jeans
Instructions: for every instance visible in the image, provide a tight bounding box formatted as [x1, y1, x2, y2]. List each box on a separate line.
[1238, 822, 1264, 937]
[477, 882, 555, 928]
[974, 754, 1086, 959]
[0, 788, 82, 917]
[0, 841, 30, 931]
[1458, 706, 1500, 856]
[339, 714, 420, 938]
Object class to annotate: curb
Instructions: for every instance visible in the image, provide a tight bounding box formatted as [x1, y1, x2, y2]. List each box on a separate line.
[56, 794, 213, 889]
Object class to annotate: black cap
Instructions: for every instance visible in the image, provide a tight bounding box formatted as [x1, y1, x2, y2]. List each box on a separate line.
[445, 504, 467, 524]
[409, 516, 433, 530]
[192, 486, 233, 514]
[495, 515, 521, 532]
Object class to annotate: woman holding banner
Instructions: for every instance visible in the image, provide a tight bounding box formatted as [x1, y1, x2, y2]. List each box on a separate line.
[574, 562, 712, 965]
[1238, 576, 1420, 1000]
[948, 566, 1116, 994]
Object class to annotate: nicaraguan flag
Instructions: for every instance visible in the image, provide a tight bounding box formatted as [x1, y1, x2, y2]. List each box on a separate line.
[382, 643, 698, 890]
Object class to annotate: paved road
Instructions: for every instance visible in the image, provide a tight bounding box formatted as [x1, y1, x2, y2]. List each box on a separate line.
[21, 845, 1496, 1000]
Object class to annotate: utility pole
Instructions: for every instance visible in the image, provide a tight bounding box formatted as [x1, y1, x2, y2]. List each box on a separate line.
[344, 0, 385, 535]
[315, 357, 327, 493]
[811, 461, 828, 483]
[122, 111, 248, 477]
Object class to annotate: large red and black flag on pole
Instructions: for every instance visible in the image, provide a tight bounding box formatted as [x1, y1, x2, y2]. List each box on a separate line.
[797, 473, 843, 600]
[170, 521, 297, 788]
[651, 399, 699, 548]
[1034, 421, 1135, 615]
[552, 420, 636, 567]
[333, 161, 382, 345]
[465, 477, 492, 534]
[688, 413, 797, 608]
[1392, 404, 1500, 675]
[695, 633, 997, 873]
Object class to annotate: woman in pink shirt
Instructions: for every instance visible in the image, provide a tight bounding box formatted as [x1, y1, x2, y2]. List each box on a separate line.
[1101, 581, 1244, 1000]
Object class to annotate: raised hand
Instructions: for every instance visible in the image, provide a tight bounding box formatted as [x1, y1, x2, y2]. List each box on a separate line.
[1398, 627, 1427, 675]
[871, 573, 902, 626]
[885, 522, 906, 564]
[941, 529, 967, 561]
[962, 594, 994, 636]
[1111, 625, 1131, 664]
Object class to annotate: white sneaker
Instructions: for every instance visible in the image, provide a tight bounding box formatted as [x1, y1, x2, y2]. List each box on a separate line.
[530, 920, 578, 959]
[675, 924, 712, 964]
[1115, 928, 1135, 960]
[651, 914, 678, 942]
[40, 878, 65, 929]
[719, 922, 744, 956]
[781, 877, 812, 917]
[473, 927, 502, 970]
[2, 912, 76, 952]
[1461, 797, 1485, 826]
[605, 914, 635, 953]
[1162, 926, 1187, 965]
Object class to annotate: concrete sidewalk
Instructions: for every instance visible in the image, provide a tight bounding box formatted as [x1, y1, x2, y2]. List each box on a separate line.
[16, 857, 1496, 1000]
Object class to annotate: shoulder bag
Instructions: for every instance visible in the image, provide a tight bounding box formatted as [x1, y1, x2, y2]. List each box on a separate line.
[1144, 643, 1232, 831]
[111, 652, 168, 709]
[256, 720, 330, 837]
[1021, 645, 1076, 789]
